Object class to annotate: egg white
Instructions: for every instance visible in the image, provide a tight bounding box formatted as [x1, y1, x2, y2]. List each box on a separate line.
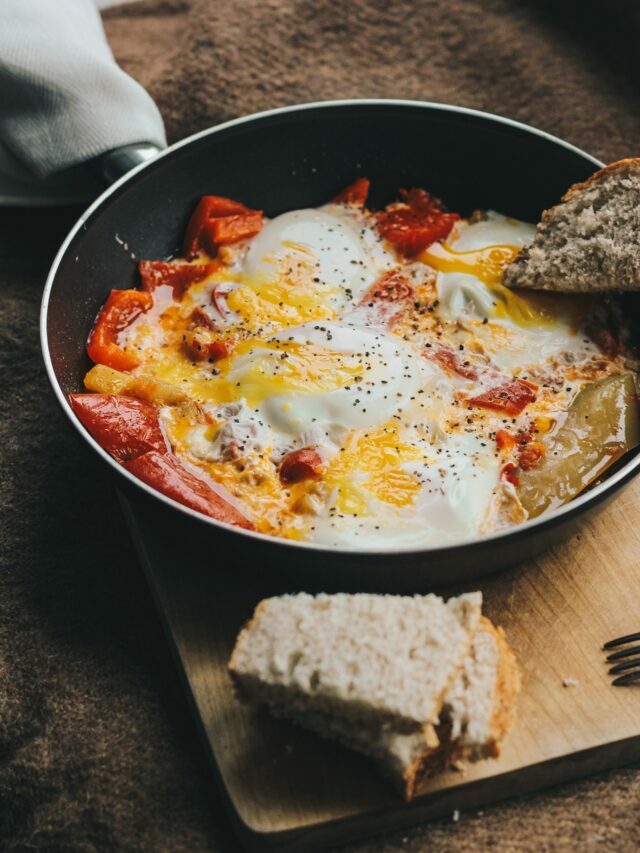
[309, 430, 501, 550]
[436, 212, 598, 372]
[226, 321, 423, 442]
[244, 208, 394, 311]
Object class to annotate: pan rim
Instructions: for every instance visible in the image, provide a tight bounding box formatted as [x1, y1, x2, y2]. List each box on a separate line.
[41, 97, 639, 558]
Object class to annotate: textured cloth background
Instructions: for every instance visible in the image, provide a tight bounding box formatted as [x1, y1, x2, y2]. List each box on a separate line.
[1, 0, 640, 850]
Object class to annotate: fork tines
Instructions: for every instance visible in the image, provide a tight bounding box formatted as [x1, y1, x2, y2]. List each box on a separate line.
[604, 632, 640, 686]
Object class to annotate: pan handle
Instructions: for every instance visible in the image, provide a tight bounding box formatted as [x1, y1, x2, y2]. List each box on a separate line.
[100, 143, 163, 185]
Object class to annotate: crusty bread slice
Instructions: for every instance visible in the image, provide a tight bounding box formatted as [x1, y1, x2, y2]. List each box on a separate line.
[442, 618, 520, 759]
[229, 592, 481, 729]
[229, 592, 519, 799]
[503, 158, 640, 292]
[379, 617, 521, 799]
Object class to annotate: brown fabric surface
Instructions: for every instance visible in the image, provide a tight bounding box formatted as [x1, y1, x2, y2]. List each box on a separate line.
[2, 0, 640, 850]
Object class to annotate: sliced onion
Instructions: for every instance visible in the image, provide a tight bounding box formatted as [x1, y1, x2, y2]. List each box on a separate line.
[212, 281, 240, 319]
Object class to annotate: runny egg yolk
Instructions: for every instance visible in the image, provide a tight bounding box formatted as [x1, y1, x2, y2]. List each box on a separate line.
[144, 338, 366, 407]
[226, 276, 336, 330]
[423, 242, 556, 327]
[422, 242, 521, 285]
[322, 423, 427, 515]
[227, 340, 364, 405]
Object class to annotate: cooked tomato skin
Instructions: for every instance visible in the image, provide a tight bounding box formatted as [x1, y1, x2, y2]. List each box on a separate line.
[124, 450, 254, 529]
[518, 441, 546, 471]
[182, 195, 262, 259]
[332, 177, 370, 206]
[204, 212, 263, 250]
[495, 428, 516, 454]
[69, 394, 168, 461]
[469, 379, 538, 416]
[279, 448, 323, 484]
[86, 289, 153, 371]
[430, 347, 479, 380]
[501, 462, 520, 487]
[376, 188, 459, 258]
[139, 260, 219, 299]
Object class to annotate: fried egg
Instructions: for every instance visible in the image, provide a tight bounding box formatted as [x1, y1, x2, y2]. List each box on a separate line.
[243, 208, 394, 312]
[424, 212, 598, 371]
[226, 321, 423, 441]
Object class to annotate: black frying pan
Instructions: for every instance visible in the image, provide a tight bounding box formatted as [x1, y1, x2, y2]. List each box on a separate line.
[40, 99, 640, 590]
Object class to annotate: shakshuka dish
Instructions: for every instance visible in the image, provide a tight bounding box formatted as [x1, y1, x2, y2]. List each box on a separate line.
[71, 179, 640, 549]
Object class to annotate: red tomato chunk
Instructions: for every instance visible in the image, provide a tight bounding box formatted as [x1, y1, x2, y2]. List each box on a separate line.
[518, 441, 546, 471]
[332, 177, 370, 206]
[469, 379, 538, 416]
[279, 448, 323, 485]
[377, 187, 459, 258]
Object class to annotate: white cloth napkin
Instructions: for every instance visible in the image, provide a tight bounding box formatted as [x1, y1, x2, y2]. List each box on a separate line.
[0, 0, 166, 205]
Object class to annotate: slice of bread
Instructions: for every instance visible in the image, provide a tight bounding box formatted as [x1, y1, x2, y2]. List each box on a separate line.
[373, 617, 521, 799]
[503, 158, 640, 292]
[442, 617, 521, 760]
[229, 592, 519, 799]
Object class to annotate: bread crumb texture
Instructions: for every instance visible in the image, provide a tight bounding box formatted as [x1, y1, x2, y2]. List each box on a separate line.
[229, 592, 520, 799]
[504, 159, 640, 293]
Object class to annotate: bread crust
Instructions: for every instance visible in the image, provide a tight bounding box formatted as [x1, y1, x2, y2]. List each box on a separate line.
[403, 617, 520, 800]
[485, 618, 521, 753]
[561, 158, 640, 204]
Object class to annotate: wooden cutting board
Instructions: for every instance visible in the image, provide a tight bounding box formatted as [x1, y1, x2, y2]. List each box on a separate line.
[119, 477, 640, 852]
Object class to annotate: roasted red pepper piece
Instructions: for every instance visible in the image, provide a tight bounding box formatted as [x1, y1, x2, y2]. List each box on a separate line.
[124, 450, 254, 529]
[430, 347, 479, 380]
[203, 211, 263, 250]
[139, 260, 219, 299]
[182, 195, 262, 259]
[332, 177, 370, 207]
[376, 187, 459, 258]
[69, 394, 167, 461]
[469, 379, 538, 416]
[87, 289, 152, 371]
[279, 448, 323, 485]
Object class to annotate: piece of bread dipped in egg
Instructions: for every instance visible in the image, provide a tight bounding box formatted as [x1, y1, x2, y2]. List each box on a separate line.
[503, 158, 640, 292]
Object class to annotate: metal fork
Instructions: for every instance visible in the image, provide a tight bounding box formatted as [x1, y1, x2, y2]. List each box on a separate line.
[604, 632, 640, 685]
